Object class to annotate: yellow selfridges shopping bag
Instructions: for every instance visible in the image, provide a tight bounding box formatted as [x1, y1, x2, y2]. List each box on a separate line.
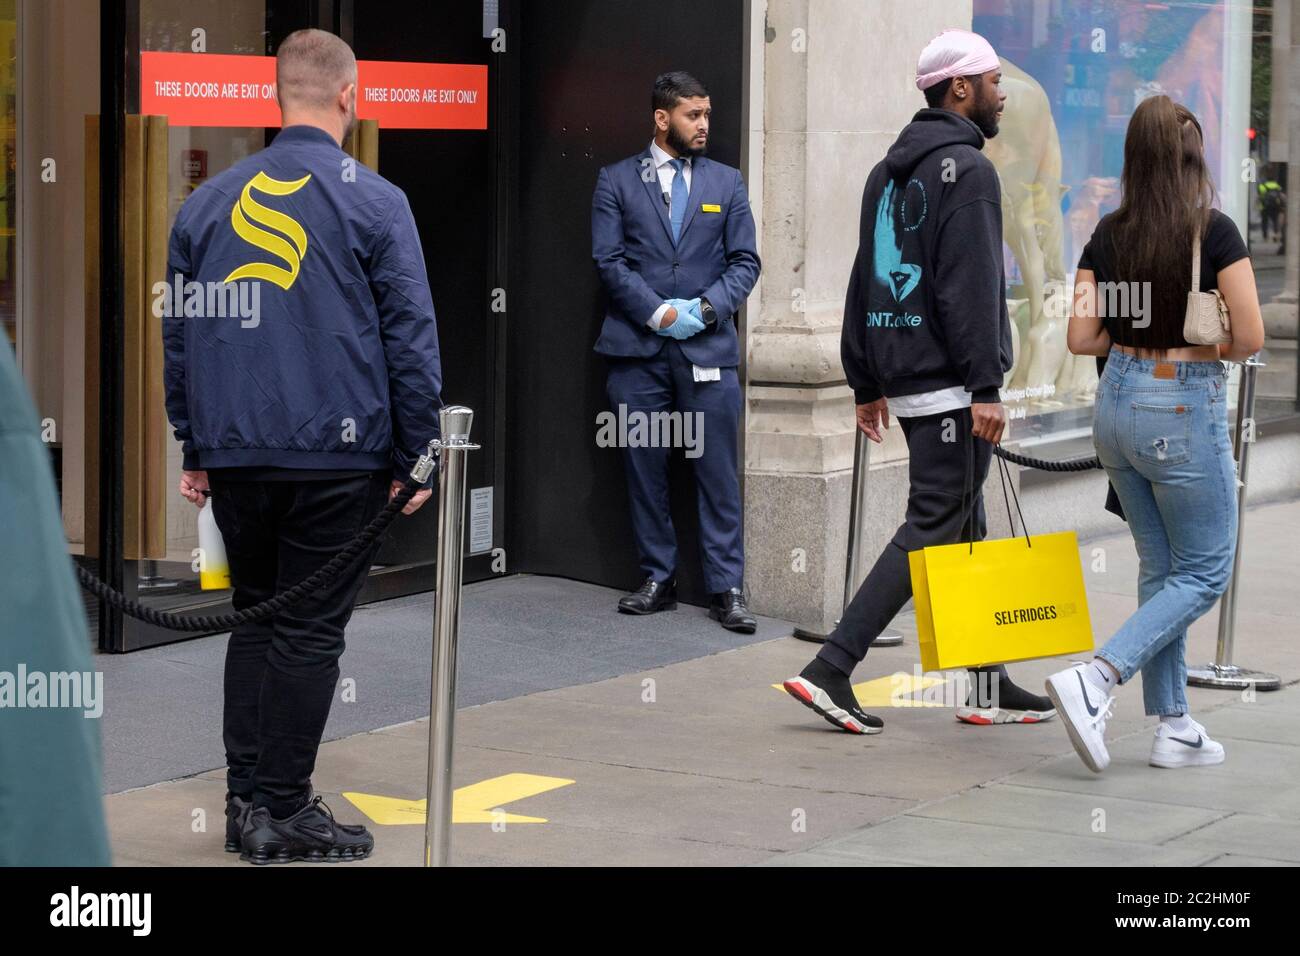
[909, 456, 1094, 671]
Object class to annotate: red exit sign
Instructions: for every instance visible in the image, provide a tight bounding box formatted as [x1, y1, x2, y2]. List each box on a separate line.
[141, 51, 487, 129]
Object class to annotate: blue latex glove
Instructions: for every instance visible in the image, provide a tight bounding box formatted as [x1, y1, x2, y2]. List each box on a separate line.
[657, 298, 705, 339]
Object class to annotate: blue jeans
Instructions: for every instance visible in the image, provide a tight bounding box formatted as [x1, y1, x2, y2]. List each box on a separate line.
[1091, 348, 1237, 716]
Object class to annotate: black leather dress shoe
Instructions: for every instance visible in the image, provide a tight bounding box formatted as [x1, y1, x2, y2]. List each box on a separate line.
[618, 578, 677, 615]
[709, 587, 757, 633]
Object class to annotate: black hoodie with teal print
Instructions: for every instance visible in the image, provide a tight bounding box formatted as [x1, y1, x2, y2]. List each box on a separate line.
[840, 108, 1013, 406]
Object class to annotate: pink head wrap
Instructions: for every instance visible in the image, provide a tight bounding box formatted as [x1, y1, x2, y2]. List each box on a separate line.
[915, 29, 1000, 91]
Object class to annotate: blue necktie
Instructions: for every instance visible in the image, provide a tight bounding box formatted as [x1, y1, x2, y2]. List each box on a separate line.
[669, 158, 688, 244]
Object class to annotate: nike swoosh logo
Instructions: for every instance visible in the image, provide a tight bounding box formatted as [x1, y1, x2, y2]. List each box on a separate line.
[1076, 672, 1099, 716]
[295, 824, 335, 841]
[1170, 733, 1203, 748]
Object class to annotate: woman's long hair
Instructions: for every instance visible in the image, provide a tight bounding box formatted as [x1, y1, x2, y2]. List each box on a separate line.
[1106, 96, 1217, 349]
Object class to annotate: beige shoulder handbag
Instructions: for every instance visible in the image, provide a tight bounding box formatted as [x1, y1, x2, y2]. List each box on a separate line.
[1183, 227, 1232, 345]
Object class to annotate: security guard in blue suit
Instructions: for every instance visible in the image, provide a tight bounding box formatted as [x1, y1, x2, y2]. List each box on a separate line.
[592, 72, 760, 632]
[163, 29, 442, 863]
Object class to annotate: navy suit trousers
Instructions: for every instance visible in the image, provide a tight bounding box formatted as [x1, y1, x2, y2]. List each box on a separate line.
[605, 341, 743, 594]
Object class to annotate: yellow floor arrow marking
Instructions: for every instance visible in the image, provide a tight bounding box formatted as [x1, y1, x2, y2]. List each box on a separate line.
[773, 672, 954, 708]
[342, 773, 575, 825]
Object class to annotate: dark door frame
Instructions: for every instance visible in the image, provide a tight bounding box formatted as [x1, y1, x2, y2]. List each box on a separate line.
[95, 0, 127, 652]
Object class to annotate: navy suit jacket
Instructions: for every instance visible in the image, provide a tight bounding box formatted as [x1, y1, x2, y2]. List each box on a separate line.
[591, 148, 760, 367]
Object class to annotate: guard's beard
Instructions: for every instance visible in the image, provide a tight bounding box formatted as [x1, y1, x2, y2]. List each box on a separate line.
[668, 123, 706, 158]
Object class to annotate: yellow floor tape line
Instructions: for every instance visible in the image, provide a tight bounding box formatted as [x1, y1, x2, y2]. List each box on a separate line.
[343, 772, 576, 825]
[771, 672, 954, 708]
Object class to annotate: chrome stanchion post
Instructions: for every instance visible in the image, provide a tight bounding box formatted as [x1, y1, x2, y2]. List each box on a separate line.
[1187, 358, 1281, 691]
[794, 425, 903, 646]
[422, 406, 481, 866]
[845, 427, 904, 647]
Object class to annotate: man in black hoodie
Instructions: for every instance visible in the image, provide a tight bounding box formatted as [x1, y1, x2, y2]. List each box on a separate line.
[783, 29, 1056, 734]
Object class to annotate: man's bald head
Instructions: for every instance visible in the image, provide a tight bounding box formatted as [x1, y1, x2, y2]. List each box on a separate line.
[275, 29, 357, 144]
[276, 29, 355, 109]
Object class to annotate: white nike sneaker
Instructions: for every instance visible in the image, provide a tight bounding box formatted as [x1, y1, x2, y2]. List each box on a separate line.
[1150, 718, 1225, 769]
[1044, 664, 1115, 773]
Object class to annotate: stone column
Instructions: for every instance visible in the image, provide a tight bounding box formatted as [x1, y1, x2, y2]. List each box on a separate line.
[743, 0, 973, 633]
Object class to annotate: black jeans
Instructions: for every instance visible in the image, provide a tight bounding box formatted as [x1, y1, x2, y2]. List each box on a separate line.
[819, 407, 992, 676]
[209, 472, 390, 818]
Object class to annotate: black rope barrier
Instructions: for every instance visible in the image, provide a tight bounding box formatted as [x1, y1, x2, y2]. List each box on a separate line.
[75, 443, 439, 631]
[993, 445, 1102, 472]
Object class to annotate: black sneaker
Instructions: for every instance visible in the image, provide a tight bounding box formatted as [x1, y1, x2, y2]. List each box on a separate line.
[783, 659, 883, 735]
[239, 795, 374, 865]
[956, 665, 1057, 725]
[225, 793, 251, 853]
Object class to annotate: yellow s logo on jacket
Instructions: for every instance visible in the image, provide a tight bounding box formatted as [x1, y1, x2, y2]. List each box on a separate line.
[225, 171, 312, 290]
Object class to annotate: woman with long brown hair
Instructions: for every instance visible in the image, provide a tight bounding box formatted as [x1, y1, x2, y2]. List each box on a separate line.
[1045, 95, 1264, 772]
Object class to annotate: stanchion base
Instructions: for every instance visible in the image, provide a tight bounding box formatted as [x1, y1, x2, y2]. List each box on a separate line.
[873, 629, 904, 650]
[1186, 663, 1282, 691]
[791, 628, 825, 644]
[792, 625, 904, 647]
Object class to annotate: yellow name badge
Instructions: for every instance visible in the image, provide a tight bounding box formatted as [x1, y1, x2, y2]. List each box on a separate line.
[701, 203, 722, 213]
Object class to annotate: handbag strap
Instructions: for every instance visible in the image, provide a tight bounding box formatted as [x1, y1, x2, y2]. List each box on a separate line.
[1190, 226, 1202, 292]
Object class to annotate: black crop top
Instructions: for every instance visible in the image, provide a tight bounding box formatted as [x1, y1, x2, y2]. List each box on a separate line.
[1077, 209, 1249, 348]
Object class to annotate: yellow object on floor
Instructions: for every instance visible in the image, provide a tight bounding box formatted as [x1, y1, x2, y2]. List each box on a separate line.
[343, 772, 575, 825]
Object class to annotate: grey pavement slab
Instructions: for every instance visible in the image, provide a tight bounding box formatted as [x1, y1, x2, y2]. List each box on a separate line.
[999, 737, 1300, 818]
[762, 852, 920, 867]
[1192, 699, 1300, 745]
[908, 783, 1228, 845]
[1163, 813, 1300, 863]
[778, 815, 1221, 867]
[1202, 854, 1300, 867]
[105, 775, 231, 867]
